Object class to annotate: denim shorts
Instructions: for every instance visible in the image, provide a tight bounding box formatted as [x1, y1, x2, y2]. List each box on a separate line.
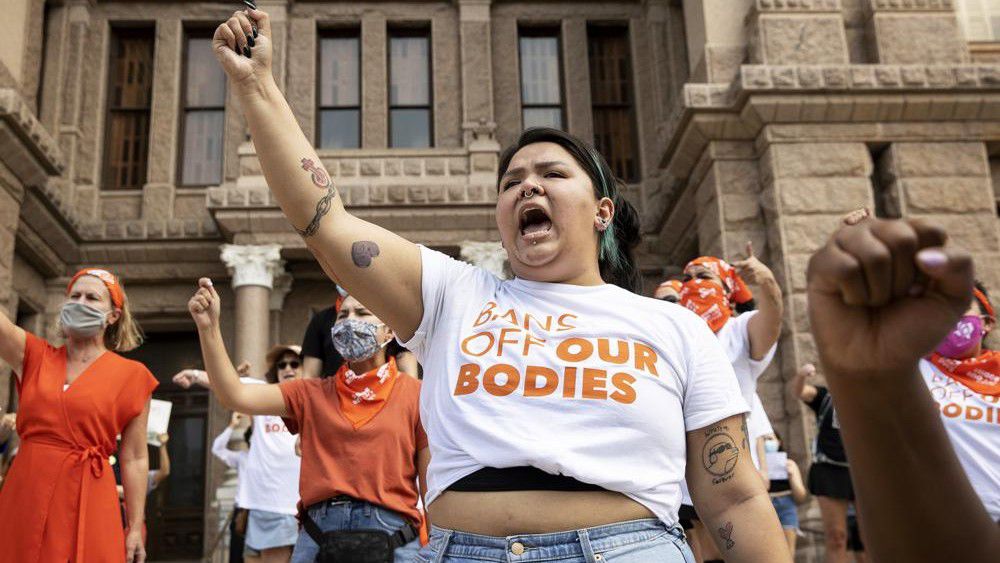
[245, 509, 299, 550]
[290, 498, 420, 563]
[412, 519, 695, 563]
[770, 494, 799, 530]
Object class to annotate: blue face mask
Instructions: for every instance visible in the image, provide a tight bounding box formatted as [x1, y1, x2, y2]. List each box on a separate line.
[331, 319, 388, 362]
[60, 301, 109, 337]
[763, 439, 780, 454]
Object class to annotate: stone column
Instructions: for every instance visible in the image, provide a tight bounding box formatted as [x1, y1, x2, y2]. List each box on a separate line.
[864, 0, 969, 64]
[758, 142, 875, 460]
[362, 14, 388, 148]
[459, 0, 495, 145]
[695, 142, 769, 262]
[682, 0, 754, 83]
[143, 18, 182, 219]
[220, 244, 284, 377]
[563, 18, 594, 142]
[881, 142, 1000, 289]
[747, 0, 850, 65]
[460, 241, 508, 279]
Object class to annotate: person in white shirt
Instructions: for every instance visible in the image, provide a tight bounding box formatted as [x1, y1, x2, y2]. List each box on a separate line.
[205, 8, 790, 561]
[174, 346, 302, 563]
[212, 412, 254, 563]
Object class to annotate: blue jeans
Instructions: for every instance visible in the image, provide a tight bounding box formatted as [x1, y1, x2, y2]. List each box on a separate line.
[290, 499, 421, 563]
[412, 519, 694, 563]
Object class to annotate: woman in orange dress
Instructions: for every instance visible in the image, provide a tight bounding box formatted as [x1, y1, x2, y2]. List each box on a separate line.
[0, 269, 158, 562]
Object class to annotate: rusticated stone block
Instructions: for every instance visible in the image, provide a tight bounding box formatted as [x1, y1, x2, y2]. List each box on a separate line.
[369, 186, 386, 203]
[384, 160, 401, 176]
[722, 195, 761, 223]
[125, 221, 144, 238]
[869, 14, 967, 64]
[147, 221, 165, 239]
[248, 188, 267, 206]
[408, 185, 428, 203]
[777, 177, 872, 213]
[425, 159, 446, 176]
[360, 160, 382, 176]
[448, 185, 466, 202]
[101, 197, 141, 221]
[166, 220, 184, 238]
[184, 220, 200, 236]
[472, 153, 496, 172]
[388, 185, 407, 203]
[348, 185, 369, 206]
[427, 185, 446, 202]
[203, 219, 218, 236]
[781, 215, 844, 253]
[339, 160, 358, 177]
[403, 160, 423, 176]
[449, 158, 469, 175]
[912, 213, 1000, 251]
[902, 178, 994, 213]
[105, 222, 124, 239]
[749, 14, 849, 65]
[764, 143, 872, 179]
[467, 184, 485, 202]
[887, 143, 988, 177]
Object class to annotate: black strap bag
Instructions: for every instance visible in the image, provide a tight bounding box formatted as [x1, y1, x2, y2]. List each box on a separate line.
[302, 508, 417, 563]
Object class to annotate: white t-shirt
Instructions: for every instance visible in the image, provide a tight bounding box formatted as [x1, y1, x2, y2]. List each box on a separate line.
[716, 311, 777, 408]
[401, 247, 748, 525]
[747, 393, 774, 470]
[920, 359, 1000, 520]
[234, 378, 301, 515]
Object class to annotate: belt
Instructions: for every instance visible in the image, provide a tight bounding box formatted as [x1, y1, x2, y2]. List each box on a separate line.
[306, 495, 418, 548]
[26, 438, 112, 562]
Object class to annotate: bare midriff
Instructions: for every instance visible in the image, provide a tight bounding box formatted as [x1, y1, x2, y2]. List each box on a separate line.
[427, 490, 658, 536]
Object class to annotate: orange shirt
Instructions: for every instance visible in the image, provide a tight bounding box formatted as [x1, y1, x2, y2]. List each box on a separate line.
[280, 374, 427, 524]
[0, 333, 157, 562]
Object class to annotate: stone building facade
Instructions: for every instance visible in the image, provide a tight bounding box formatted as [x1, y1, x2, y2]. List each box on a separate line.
[0, 0, 998, 560]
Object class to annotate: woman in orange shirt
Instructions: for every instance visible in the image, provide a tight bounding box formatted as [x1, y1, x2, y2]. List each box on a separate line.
[0, 269, 158, 562]
[188, 279, 428, 562]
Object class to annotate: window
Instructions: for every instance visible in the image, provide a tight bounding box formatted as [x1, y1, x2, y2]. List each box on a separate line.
[318, 29, 361, 149]
[179, 31, 226, 186]
[103, 27, 154, 190]
[519, 29, 564, 130]
[588, 25, 639, 182]
[389, 28, 432, 148]
[957, 0, 1000, 41]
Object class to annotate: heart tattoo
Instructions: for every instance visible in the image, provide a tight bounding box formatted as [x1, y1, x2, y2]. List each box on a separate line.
[718, 521, 735, 550]
[352, 241, 381, 268]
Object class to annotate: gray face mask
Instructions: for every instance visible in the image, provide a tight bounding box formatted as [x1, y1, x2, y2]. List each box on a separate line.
[331, 319, 387, 362]
[60, 302, 109, 337]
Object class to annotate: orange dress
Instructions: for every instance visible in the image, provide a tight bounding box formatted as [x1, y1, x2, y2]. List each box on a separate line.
[0, 333, 158, 562]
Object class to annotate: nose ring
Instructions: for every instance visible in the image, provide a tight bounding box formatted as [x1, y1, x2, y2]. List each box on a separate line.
[522, 186, 538, 198]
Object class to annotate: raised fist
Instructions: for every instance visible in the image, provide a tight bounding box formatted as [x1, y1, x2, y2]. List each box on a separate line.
[212, 8, 273, 88]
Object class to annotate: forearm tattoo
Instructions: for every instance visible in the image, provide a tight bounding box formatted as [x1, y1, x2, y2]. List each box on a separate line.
[718, 521, 735, 550]
[351, 241, 381, 268]
[702, 423, 740, 485]
[296, 158, 338, 238]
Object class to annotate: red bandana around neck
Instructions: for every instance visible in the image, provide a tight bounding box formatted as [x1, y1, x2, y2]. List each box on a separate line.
[335, 357, 400, 428]
[929, 351, 1000, 396]
[679, 278, 733, 333]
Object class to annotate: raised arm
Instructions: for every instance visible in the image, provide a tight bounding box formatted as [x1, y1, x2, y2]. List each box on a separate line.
[789, 363, 818, 403]
[732, 242, 782, 361]
[807, 218, 1000, 562]
[213, 9, 423, 340]
[687, 414, 791, 563]
[0, 310, 25, 381]
[120, 401, 151, 563]
[211, 415, 246, 468]
[189, 278, 288, 416]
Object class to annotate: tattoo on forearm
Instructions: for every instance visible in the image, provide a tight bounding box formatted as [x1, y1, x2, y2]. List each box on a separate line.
[351, 241, 381, 268]
[718, 521, 735, 550]
[296, 158, 338, 238]
[702, 423, 740, 484]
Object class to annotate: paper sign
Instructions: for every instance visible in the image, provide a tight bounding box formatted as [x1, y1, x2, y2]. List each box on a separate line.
[766, 451, 788, 480]
[147, 399, 172, 446]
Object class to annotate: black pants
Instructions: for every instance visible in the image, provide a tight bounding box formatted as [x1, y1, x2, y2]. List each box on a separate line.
[230, 508, 246, 563]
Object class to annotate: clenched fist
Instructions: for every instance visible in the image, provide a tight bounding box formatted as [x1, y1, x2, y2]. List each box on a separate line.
[188, 278, 221, 331]
[213, 8, 273, 89]
[807, 219, 974, 380]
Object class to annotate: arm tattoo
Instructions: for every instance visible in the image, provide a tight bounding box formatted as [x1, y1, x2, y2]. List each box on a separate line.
[295, 158, 338, 238]
[718, 521, 735, 550]
[702, 423, 740, 484]
[351, 241, 381, 268]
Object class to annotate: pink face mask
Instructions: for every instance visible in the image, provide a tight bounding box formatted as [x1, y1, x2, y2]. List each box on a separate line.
[935, 315, 985, 359]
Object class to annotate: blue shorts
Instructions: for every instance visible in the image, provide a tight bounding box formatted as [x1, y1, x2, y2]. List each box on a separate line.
[771, 494, 799, 530]
[245, 509, 299, 551]
[412, 519, 695, 563]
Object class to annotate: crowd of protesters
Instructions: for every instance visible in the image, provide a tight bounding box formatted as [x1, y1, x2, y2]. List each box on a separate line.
[0, 5, 998, 563]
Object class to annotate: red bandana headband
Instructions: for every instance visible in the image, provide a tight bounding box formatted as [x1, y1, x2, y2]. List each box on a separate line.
[684, 256, 754, 305]
[974, 288, 995, 321]
[67, 269, 125, 309]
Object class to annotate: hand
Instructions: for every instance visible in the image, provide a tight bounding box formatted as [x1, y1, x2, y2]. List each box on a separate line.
[157, 433, 169, 445]
[732, 241, 776, 286]
[213, 8, 273, 91]
[172, 369, 198, 389]
[795, 363, 816, 380]
[125, 528, 146, 563]
[229, 412, 247, 429]
[786, 459, 800, 477]
[841, 207, 872, 226]
[295, 435, 302, 457]
[0, 413, 15, 433]
[807, 219, 973, 380]
[188, 278, 221, 331]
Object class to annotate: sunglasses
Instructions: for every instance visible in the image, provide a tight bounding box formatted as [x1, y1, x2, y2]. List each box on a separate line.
[276, 361, 300, 370]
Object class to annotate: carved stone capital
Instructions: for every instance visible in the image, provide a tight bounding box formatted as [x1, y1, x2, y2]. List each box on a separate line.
[460, 241, 509, 279]
[220, 244, 284, 289]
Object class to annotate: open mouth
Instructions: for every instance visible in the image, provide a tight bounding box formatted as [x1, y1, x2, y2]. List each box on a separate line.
[519, 206, 553, 238]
